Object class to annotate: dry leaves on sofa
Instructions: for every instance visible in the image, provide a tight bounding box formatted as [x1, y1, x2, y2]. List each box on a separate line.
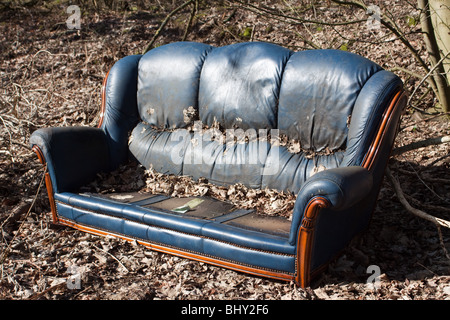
[81, 162, 296, 219]
[143, 167, 296, 219]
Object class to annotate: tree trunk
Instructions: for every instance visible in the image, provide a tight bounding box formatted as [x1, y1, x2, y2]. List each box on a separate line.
[418, 0, 450, 113]
[430, 1, 450, 100]
[430, 0, 450, 79]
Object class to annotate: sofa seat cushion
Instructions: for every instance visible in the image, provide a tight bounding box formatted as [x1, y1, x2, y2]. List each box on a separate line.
[53, 191, 296, 272]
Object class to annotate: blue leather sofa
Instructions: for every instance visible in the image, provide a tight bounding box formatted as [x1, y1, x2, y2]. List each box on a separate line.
[30, 41, 406, 287]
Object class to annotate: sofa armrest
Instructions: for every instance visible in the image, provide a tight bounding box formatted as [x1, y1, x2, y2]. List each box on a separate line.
[342, 71, 403, 167]
[100, 54, 141, 169]
[30, 126, 110, 193]
[289, 166, 373, 244]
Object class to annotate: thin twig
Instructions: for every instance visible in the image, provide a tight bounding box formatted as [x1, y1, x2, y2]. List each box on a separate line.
[0, 201, 32, 230]
[407, 51, 450, 107]
[428, 153, 450, 167]
[402, 156, 450, 204]
[399, 111, 450, 131]
[331, 0, 438, 95]
[0, 166, 46, 265]
[92, 244, 129, 273]
[408, 86, 433, 112]
[390, 66, 425, 80]
[293, 30, 321, 49]
[142, 0, 195, 54]
[234, 0, 367, 26]
[26, 282, 66, 300]
[404, 193, 450, 214]
[182, 0, 197, 41]
[437, 226, 450, 260]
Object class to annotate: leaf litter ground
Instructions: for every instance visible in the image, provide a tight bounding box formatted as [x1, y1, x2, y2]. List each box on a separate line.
[0, 1, 449, 300]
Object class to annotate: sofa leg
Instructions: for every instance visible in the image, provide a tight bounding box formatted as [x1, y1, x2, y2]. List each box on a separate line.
[296, 197, 330, 288]
[32, 145, 58, 224]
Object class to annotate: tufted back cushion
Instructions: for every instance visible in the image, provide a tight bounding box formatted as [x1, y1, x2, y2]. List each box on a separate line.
[137, 42, 381, 149]
[198, 42, 291, 130]
[137, 42, 213, 129]
[129, 41, 400, 193]
[278, 49, 381, 151]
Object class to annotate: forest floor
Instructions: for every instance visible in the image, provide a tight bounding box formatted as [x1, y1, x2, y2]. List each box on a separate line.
[0, 1, 449, 301]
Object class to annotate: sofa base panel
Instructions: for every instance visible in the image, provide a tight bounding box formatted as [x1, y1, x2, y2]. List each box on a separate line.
[57, 216, 297, 283]
[52, 191, 300, 282]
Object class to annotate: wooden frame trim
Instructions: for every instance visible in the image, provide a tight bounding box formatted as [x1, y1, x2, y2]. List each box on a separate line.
[31, 145, 59, 224]
[57, 217, 296, 283]
[56, 200, 294, 259]
[362, 90, 406, 170]
[295, 197, 330, 288]
[97, 70, 110, 128]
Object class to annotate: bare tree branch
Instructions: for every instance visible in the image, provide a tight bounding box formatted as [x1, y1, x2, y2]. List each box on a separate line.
[386, 167, 450, 229]
[331, 0, 439, 97]
[386, 167, 450, 260]
[406, 39, 450, 107]
[142, 0, 194, 54]
[182, 0, 198, 41]
[232, 0, 367, 27]
[392, 135, 450, 155]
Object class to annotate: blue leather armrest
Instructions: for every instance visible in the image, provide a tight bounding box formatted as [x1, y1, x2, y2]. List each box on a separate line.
[342, 70, 403, 167]
[30, 127, 110, 193]
[100, 54, 142, 169]
[289, 166, 373, 244]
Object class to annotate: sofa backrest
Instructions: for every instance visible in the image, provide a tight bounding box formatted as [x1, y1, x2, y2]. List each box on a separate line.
[114, 41, 402, 193]
[137, 41, 382, 152]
